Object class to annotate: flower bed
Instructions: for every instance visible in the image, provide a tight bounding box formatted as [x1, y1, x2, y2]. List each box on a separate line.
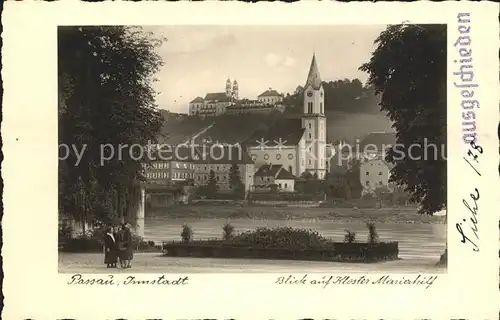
[161, 226, 398, 263]
[161, 240, 398, 262]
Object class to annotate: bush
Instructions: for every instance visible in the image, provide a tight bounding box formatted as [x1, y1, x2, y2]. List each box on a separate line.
[343, 230, 356, 243]
[366, 221, 379, 244]
[222, 222, 235, 241]
[232, 226, 331, 249]
[181, 224, 193, 243]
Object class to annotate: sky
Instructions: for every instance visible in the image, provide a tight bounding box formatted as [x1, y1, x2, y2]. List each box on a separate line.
[144, 25, 387, 113]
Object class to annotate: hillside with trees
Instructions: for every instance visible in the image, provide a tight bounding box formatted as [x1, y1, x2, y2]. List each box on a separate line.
[159, 78, 392, 145]
[283, 78, 382, 115]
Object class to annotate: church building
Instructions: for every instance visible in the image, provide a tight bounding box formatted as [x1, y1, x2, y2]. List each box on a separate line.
[245, 54, 328, 179]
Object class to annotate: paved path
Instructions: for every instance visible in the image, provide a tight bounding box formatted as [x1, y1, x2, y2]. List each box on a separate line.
[59, 252, 445, 274]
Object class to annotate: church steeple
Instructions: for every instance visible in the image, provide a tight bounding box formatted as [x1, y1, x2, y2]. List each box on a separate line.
[304, 54, 322, 90]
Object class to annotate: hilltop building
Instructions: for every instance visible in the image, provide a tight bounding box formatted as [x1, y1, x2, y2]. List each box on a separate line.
[245, 54, 328, 179]
[189, 78, 238, 116]
[257, 88, 284, 104]
[189, 79, 286, 117]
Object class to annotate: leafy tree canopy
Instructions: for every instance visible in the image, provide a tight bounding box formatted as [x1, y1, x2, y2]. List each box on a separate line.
[58, 26, 166, 227]
[359, 24, 447, 215]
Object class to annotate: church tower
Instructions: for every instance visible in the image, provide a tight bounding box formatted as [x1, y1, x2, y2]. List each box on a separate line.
[232, 80, 239, 100]
[225, 78, 232, 98]
[301, 54, 327, 178]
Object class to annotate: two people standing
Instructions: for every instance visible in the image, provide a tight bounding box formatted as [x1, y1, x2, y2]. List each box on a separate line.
[103, 223, 134, 269]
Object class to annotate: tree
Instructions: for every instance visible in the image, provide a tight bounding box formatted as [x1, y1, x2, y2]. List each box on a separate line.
[58, 26, 166, 229]
[229, 163, 245, 198]
[345, 159, 363, 199]
[206, 170, 219, 198]
[359, 24, 447, 263]
[300, 171, 313, 180]
[360, 24, 446, 215]
[374, 185, 391, 208]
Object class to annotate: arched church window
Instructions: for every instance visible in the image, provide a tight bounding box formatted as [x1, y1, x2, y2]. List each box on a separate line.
[264, 154, 269, 160]
[276, 154, 281, 160]
[287, 153, 294, 160]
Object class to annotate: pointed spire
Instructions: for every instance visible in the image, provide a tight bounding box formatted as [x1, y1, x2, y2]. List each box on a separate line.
[304, 53, 322, 90]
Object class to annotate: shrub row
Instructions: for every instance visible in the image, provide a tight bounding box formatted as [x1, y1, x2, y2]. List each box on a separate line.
[179, 222, 379, 247]
[162, 241, 398, 262]
[58, 228, 161, 253]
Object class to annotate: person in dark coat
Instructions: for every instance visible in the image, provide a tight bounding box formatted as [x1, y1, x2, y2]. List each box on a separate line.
[123, 222, 134, 268]
[103, 227, 118, 268]
[117, 223, 134, 268]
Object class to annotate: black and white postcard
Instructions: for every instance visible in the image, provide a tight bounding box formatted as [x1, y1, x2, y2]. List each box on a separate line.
[2, 2, 499, 319]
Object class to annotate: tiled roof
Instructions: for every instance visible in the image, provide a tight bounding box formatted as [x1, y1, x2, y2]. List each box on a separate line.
[275, 167, 295, 180]
[254, 164, 296, 180]
[192, 144, 254, 165]
[190, 96, 204, 103]
[258, 89, 281, 97]
[157, 144, 197, 162]
[304, 54, 322, 90]
[358, 132, 397, 153]
[254, 164, 282, 177]
[244, 118, 305, 147]
[362, 157, 395, 169]
[204, 92, 231, 102]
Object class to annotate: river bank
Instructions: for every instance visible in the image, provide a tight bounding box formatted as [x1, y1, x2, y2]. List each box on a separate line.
[147, 205, 445, 224]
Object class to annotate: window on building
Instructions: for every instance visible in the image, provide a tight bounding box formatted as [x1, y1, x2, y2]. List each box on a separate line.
[309, 123, 312, 129]
[261, 177, 264, 181]
[378, 172, 382, 175]
[379, 181, 383, 185]
[309, 159, 312, 165]
[285, 183, 288, 188]
[216, 176, 219, 181]
[279, 183, 282, 188]
[320, 103, 323, 113]
[288, 165, 292, 173]
[366, 172, 369, 175]
[366, 181, 369, 186]
[309, 133, 312, 139]
[308, 102, 313, 113]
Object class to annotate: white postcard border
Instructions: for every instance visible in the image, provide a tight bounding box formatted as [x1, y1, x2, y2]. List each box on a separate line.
[2, 2, 499, 319]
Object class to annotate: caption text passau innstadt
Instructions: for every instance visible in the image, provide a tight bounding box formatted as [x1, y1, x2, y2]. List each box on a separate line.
[275, 274, 438, 289]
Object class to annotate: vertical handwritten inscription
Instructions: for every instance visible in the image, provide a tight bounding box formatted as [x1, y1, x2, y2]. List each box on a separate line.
[456, 141, 482, 252]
